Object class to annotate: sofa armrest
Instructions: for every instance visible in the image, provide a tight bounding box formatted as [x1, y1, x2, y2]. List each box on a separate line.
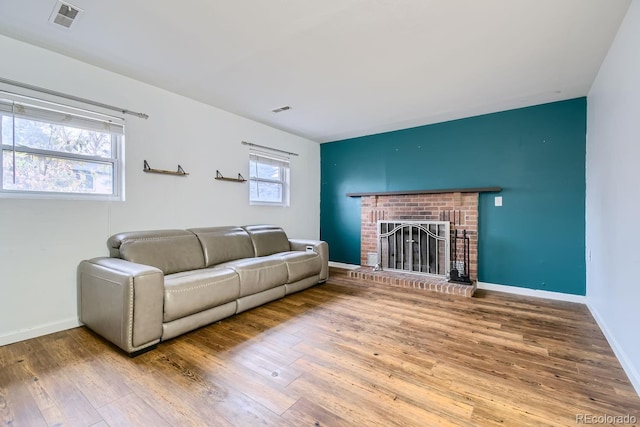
[289, 239, 329, 282]
[78, 257, 164, 355]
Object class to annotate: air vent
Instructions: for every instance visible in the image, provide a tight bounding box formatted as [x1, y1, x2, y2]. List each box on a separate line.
[49, 1, 83, 29]
[272, 106, 292, 113]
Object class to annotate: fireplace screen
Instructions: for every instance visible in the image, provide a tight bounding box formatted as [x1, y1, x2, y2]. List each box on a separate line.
[377, 221, 450, 277]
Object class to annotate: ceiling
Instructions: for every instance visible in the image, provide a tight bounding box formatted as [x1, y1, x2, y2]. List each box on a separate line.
[0, 0, 631, 143]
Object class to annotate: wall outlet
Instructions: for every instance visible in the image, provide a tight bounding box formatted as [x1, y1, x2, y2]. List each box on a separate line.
[495, 196, 503, 207]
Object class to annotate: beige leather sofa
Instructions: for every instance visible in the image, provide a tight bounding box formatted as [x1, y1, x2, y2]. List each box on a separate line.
[78, 225, 328, 356]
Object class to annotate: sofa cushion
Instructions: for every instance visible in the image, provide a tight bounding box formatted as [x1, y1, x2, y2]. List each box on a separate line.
[108, 230, 205, 275]
[242, 224, 291, 257]
[163, 268, 240, 322]
[216, 257, 288, 297]
[188, 226, 255, 267]
[268, 251, 322, 283]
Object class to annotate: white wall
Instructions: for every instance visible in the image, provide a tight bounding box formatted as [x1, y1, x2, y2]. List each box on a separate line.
[586, 0, 640, 394]
[0, 35, 321, 345]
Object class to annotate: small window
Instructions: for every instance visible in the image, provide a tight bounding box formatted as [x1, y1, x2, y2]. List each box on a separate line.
[249, 151, 290, 206]
[0, 94, 124, 200]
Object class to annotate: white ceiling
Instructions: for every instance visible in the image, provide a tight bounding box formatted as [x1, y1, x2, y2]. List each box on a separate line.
[0, 0, 631, 143]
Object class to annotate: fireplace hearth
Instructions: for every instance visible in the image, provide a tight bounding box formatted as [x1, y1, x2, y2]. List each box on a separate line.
[347, 267, 477, 297]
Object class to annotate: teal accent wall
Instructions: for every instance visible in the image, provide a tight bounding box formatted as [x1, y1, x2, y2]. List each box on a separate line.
[321, 98, 586, 295]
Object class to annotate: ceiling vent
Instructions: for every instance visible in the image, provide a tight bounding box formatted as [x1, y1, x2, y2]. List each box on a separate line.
[49, 1, 83, 29]
[272, 106, 292, 113]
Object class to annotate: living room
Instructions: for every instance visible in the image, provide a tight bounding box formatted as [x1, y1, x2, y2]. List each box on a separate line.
[0, 0, 639, 425]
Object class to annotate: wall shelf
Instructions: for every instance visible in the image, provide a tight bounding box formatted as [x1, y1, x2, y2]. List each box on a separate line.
[215, 170, 246, 183]
[346, 187, 501, 197]
[143, 160, 189, 176]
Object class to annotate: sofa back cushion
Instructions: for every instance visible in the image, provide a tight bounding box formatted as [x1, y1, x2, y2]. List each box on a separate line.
[108, 230, 205, 275]
[242, 224, 291, 257]
[188, 226, 255, 267]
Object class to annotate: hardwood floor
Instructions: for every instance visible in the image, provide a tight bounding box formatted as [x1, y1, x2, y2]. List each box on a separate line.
[1, 269, 639, 426]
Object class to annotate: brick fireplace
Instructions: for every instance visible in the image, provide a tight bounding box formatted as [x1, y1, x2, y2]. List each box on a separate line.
[360, 191, 479, 281]
[347, 187, 502, 297]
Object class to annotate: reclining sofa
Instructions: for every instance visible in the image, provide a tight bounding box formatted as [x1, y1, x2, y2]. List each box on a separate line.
[78, 225, 328, 355]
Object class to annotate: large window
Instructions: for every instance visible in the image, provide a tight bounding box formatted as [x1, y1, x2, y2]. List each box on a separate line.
[0, 95, 124, 199]
[249, 151, 290, 206]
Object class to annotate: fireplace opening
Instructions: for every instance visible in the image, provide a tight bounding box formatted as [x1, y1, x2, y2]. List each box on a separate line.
[377, 221, 450, 277]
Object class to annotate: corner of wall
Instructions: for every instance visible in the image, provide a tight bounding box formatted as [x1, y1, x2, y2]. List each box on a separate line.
[587, 302, 640, 396]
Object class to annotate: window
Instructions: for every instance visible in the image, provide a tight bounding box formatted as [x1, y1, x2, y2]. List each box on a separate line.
[0, 94, 124, 200]
[249, 151, 290, 206]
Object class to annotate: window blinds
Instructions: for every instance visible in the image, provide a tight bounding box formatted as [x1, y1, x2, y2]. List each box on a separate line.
[249, 151, 290, 169]
[0, 94, 125, 135]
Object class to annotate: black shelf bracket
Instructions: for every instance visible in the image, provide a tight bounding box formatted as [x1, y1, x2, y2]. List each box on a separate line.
[215, 170, 246, 183]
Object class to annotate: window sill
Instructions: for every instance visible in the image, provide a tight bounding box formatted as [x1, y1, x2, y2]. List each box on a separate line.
[0, 190, 124, 201]
[249, 201, 289, 207]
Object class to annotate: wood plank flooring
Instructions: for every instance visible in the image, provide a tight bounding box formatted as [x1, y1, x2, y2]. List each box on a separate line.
[1, 269, 639, 426]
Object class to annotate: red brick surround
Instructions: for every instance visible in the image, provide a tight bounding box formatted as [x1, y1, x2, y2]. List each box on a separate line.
[360, 192, 478, 280]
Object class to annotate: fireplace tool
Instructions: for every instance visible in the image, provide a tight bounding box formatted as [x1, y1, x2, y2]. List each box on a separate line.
[449, 228, 472, 284]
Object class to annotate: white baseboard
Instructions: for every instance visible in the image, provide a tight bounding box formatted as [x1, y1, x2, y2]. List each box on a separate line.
[476, 282, 587, 304]
[587, 303, 640, 396]
[328, 261, 361, 270]
[0, 318, 81, 347]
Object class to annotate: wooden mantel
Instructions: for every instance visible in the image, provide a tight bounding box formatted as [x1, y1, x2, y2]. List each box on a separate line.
[346, 187, 502, 197]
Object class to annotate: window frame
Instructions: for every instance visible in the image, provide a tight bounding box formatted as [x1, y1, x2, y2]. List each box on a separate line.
[248, 151, 290, 207]
[0, 93, 125, 201]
